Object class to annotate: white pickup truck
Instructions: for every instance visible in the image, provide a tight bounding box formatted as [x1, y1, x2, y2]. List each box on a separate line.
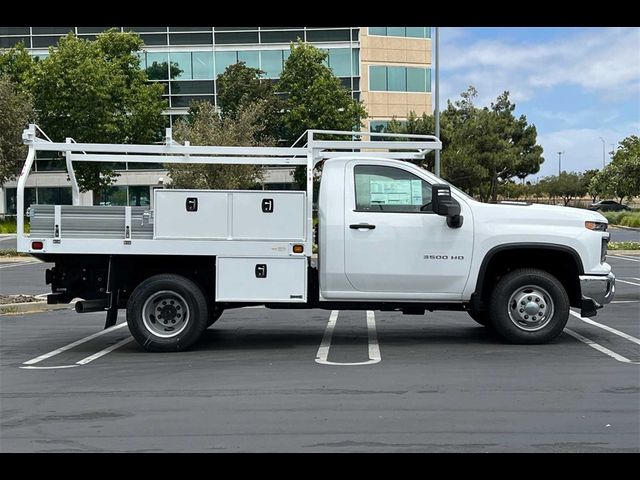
[17, 126, 615, 351]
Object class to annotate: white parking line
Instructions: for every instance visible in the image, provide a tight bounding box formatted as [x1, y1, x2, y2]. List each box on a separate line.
[20, 364, 79, 370]
[618, 279, 640, 287]
[315, 310, 381, 366]
[610, 255, 640, 263]
[75, 337, 134, 365]
[21, 322, 128, 366]
[564, 329, 639, 365]
[569, 310, 640, 346]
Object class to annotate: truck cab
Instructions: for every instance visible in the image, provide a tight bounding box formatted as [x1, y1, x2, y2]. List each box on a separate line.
[17, 126, 615, 351]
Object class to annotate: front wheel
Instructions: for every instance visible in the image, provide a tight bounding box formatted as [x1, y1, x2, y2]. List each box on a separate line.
[489, 268, 569, 344]
[127, 274, 208, 352]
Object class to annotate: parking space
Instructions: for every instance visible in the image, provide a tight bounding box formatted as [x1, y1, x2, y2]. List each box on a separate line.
[0, 261, 52, 296]
[0, 255, 638, 452]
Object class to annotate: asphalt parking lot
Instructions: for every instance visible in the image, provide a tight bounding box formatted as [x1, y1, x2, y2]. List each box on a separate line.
[0, 255, 638, 452]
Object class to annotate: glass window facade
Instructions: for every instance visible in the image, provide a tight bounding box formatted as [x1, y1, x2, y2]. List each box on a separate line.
[192, 52, 214, 79]
[368, 27, 431, 39]
[0, 27, 363, 131]
[368, 66, 431, 92]
[260, 50, 284, 78]
[369, 66, 387, 91]
[4, 187, 72, 214]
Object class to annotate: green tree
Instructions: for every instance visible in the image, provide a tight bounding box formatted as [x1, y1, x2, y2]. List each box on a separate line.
[0, 77, 35, 185]
[582, 168, 600, 202]
[609, 135, 640, 203]
[278, 42, 367, 187]
[2, 30, 166, 195]
[0, 43, 38, 94]
[167, 100, 272, 189]
[589, 136, 640, 204]
[386, 87, 544, 201]
[555, 171, 586, 206]
[216, 62, 283, 140]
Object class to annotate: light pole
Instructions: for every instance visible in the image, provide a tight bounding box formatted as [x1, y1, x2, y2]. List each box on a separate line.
[599, 137, 606, 168]
[434, 26, 440, 177]
[557, 151, 564, 175]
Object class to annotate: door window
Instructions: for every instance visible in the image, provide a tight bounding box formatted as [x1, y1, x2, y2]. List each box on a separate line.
[354, 165, 432, 212]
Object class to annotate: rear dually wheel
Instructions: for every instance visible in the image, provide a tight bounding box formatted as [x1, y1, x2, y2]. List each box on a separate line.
[127, 274, 208, 352]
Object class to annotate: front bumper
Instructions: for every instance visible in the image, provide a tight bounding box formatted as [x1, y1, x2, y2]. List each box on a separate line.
[579, 272, 615, 317]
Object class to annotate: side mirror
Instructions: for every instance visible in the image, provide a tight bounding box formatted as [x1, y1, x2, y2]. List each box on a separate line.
[431, 184, 463, 228]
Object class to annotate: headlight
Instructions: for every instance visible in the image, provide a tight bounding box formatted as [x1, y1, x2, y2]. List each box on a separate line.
[585, 221, 607, 231]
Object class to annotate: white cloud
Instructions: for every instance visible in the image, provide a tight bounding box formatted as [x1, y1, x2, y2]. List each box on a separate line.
[440, 27, 640, 104]
[436, 27, 640, 179]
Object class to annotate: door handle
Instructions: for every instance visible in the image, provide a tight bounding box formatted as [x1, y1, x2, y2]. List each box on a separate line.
[349, 223, 376, 230]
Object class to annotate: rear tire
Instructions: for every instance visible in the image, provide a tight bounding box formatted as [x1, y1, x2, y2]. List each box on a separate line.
[468, 309, 491, 327]
[489, 268, 569, 344]
[127, 274, 208, 352]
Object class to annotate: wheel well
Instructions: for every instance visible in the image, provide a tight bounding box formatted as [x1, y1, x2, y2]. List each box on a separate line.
[475, 247, 582, 309]
[115, 256, 215, 305]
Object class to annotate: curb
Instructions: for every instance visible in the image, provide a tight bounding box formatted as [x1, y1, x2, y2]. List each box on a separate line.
[609, 251, 640, 256]
[0, 257, 40, 264]
[609, 225, 640, 232]
[0, 301, 73, 315]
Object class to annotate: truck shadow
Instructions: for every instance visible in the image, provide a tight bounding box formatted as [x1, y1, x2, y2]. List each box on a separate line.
[189, 323, 574, 352]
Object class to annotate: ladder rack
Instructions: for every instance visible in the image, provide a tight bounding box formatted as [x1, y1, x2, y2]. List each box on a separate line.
[17, 124, 442, 254]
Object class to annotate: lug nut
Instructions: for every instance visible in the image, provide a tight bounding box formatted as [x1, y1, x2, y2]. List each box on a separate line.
[521, 300, 526, 305]
[535, 298, 540, 303]
[540, 304, 544, 308]
[519, 308, 524, 313]
[532, 316, 537, 321]
[524, 315, 529, 319]
[527, 296, 532, 301]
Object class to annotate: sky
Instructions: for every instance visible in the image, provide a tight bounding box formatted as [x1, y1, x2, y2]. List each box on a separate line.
[438, 27, 640, 179]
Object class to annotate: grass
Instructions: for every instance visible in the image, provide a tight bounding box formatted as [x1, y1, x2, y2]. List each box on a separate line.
[609, 241, 640, 251]
[0, 218, 30, 234]
[602, 211, 640, 228]
[0, 249, 30, 257]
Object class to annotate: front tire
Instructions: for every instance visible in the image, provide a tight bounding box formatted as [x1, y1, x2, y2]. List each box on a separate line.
[127, 274, 208, 352]
[489, 268, 569, 344]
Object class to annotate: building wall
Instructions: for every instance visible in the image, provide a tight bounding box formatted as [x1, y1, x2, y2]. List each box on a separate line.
[360, 27, 432, 133]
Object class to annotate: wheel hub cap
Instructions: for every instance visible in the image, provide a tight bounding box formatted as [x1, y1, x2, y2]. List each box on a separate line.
[142, 290, 190, 338]
[508, 285, 554, 331]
